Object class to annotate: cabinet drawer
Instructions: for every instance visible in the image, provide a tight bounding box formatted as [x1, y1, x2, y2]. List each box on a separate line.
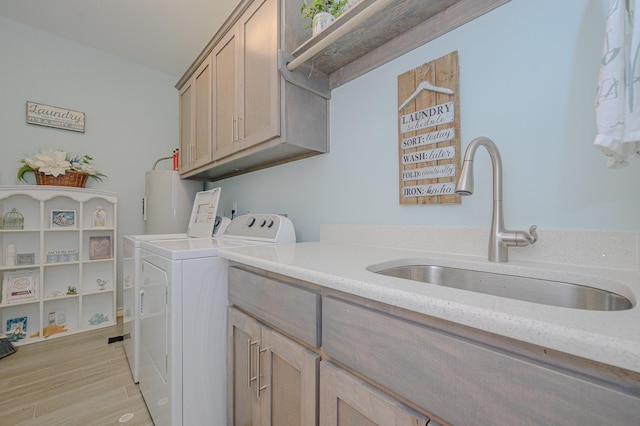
[228, 266, 320, 347]
[323, 297, 640, 425]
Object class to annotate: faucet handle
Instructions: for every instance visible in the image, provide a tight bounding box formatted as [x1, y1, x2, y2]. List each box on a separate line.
[529, 225, 538, 244]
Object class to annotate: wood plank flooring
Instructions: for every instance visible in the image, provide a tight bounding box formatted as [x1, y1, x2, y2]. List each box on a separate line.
[0, 322, 153, 425]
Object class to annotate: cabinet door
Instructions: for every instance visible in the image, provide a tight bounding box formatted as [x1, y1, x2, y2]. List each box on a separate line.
[180, 55, 213, 172]
[227, 307, 262, 426]
[260, 327, 319, 426]
[213, 26, 240, 160]
[193, 55, 213, 168]
[178, 79, 192, 171]
[239, 0, 280, 148]
[320, 361, 429, 426]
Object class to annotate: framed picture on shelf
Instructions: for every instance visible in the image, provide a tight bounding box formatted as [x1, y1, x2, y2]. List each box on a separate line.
[6, 316, 27, 342]
[89, 236, 112, 260]
[2, 269, 37, 303]
[16, 253, 35, 265]
[51, 210, 76, 228]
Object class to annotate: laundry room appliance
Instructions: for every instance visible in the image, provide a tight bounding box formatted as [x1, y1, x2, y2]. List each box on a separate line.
[143, 170, 202, 234]
[138, 214, 295, 426]
[123, 188, 229, 383]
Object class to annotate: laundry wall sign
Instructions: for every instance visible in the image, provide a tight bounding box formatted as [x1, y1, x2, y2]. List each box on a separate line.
[397, 51, 460, 205]
[26, 101, 86, 133]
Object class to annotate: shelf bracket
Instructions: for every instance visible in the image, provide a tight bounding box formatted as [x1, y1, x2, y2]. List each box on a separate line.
[278, 50, 331, 100]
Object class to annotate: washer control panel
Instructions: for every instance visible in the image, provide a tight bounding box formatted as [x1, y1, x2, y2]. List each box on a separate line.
[223, 214, 295, 243]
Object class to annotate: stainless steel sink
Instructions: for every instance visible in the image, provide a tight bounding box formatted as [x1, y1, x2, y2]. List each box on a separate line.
[367, 262, 633, 311]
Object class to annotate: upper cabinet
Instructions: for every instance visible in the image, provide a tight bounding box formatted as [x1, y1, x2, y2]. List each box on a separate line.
[176, 0, 510, 181]
[178, 0, 329, 181]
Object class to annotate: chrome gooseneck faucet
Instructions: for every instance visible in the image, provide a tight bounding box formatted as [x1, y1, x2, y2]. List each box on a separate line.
[455, 136, 538, 262]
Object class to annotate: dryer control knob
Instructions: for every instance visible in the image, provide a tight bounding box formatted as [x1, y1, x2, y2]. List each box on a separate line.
[246, 217, 256, 227]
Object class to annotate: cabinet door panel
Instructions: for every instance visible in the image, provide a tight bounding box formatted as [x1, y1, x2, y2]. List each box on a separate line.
[179, 55, 213, 173]
[214, 27, 239, 160]
[320, 361, 428, 426]
[240, 0, 279, 148]
[178, 82, 192, 171]
[227, 307, 262, 426]
[194, 57, 212, 166]
[261, 327, 319, 426]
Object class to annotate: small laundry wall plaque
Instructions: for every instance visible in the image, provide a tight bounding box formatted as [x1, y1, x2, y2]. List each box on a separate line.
[397, 51, 460, 205]
[26, 101, 85, 133]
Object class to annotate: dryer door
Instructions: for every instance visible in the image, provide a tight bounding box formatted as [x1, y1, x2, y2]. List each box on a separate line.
[140, 258, 169, 382]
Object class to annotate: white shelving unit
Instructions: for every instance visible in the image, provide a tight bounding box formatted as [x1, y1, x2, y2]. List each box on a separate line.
[0, 185, 117, 346]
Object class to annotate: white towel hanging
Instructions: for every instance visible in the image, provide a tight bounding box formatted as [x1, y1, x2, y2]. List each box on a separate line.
[594, 0, 640, 168]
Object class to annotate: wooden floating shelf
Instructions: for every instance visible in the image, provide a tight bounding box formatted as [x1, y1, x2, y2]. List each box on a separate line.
[288, 0, 510, 89]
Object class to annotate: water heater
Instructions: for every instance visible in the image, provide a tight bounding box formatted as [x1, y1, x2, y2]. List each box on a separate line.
[143, 170, 202, 234]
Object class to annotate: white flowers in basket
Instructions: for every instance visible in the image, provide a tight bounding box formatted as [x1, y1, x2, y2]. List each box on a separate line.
[17, 150, 106, 182]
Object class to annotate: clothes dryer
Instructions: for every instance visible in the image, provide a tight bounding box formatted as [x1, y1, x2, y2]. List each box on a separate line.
[122, 187, 228, 383]
[138, 214, 295, 426]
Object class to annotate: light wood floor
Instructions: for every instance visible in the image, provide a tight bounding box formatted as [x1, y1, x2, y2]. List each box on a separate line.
[0, 321, 153, 425]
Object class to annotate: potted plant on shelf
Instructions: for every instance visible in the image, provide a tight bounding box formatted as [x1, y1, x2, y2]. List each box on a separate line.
[17, 150, 106, 187]
[300, 0, 348, 36]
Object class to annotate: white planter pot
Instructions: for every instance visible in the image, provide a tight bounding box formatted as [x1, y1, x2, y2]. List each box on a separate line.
[313, 12, 335, 36]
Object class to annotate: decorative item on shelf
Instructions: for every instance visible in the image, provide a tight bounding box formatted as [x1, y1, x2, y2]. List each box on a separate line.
[42, 324, 67, 338]
[46, 249, 78, 264]
[88, 313, 109, 325]
[2, 269, 37, 303]
[96, 278, 108, 290]
[2, 208, 24, 230]
[6, 244, 16, 266]
[6, 317, 27, 342]
[50, 210, 76, 228]
[93, 205, 107, 227]
[89, 236, 111, 260]
[17, 150, 106, 187]
[48, 310, 66, 326]
[300, 0, 348, 35]
[66, 285, 77, 295]
[16, 253, 35, 266]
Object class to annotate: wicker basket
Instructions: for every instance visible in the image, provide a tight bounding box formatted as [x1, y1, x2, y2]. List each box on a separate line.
[35, 171, 89, 188]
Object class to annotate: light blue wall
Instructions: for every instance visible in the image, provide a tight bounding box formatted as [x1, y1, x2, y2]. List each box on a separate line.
[1, 0, 639, 307]
[212, 0, 640, 242]
[0, 17, 181, 306]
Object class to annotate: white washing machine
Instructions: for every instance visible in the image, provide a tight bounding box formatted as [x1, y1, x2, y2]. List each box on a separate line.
[122, 218, 230, 383]
[138, 214, 295, 426]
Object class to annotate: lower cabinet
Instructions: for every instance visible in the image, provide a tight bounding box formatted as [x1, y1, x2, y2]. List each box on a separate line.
[320, 361, 429, 426]
[227, 266, 433, 426]
[227, 307, 319, 426]
[228, 264, 640, 426]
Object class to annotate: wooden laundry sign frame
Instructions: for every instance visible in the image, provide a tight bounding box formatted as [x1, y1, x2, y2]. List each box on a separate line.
[397, 51, 461, 205]
[26, 101, 86, 133]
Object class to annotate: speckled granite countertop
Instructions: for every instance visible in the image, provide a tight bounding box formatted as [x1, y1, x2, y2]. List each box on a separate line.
[220, 226, 640, 373]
